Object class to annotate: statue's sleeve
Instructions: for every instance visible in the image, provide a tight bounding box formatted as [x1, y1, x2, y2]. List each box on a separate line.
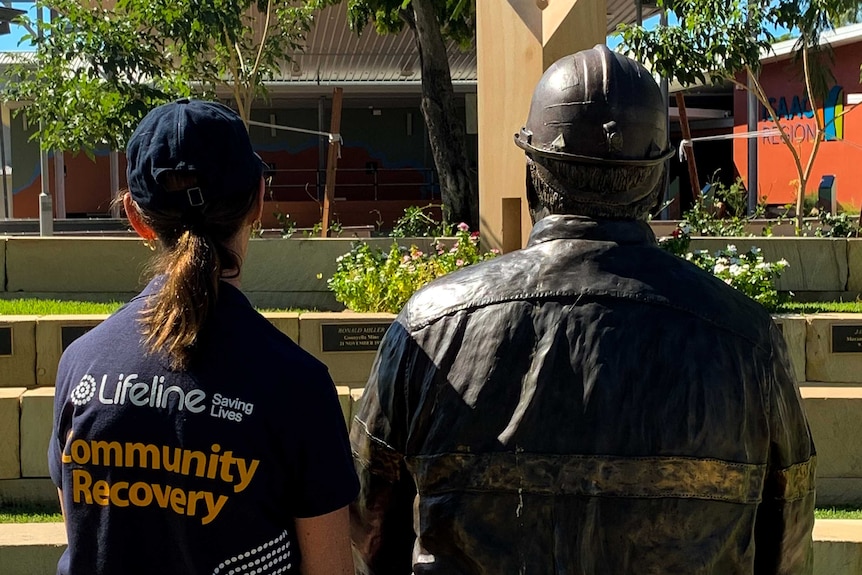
[349, 321, 418, 575]
[753, 322, 816, 575]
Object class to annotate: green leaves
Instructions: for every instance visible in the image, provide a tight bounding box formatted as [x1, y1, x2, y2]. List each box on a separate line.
[2, 0, 314, 153]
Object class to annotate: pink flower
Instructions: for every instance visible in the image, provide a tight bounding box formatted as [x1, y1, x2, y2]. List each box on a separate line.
[456, 259, 465, 267]
[491, 248, 501, 254]
[457, 222, 470, 232]
[471, 231, 480, 238]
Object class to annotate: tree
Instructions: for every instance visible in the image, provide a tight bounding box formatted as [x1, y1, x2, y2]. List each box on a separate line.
[312, 0, 477, 227]
[2, 0, 314, 154]
[619, 0, 860, 231]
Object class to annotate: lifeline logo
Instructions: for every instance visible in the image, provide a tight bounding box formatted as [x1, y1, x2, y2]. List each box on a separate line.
[70, 374, 257, 423]
[71, 373, 207, 413]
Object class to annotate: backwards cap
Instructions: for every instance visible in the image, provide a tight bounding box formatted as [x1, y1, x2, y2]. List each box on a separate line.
[126, 98, 264, 215]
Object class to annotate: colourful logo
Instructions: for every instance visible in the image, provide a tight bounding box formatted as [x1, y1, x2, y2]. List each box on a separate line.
[820, 85, 845, 141]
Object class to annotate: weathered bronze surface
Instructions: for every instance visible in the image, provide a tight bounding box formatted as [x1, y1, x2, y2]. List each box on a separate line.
[350, 46, 815, 575]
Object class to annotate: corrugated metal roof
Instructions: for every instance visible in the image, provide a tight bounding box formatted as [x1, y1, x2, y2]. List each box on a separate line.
[271, 2, 660, 86]
[2, 1, 661, 88]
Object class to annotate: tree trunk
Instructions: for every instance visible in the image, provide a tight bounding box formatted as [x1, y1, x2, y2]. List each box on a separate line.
[409, 0, 477, 228]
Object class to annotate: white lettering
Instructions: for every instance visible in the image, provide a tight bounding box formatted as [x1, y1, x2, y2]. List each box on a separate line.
[91, 373, 207, 414]
[97, 375, 114, 404]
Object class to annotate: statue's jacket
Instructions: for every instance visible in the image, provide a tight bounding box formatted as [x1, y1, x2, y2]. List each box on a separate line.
[350, 215, 816, 575]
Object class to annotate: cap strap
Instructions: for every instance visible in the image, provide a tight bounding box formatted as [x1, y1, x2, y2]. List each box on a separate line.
[186, 187, 205, 207]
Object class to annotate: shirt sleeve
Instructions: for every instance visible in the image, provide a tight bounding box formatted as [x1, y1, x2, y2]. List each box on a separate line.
[291, 365, 360, 518]
[753, 321, 816, 575]
[48, 354, 75, 488]
[350, 320, 417, 575]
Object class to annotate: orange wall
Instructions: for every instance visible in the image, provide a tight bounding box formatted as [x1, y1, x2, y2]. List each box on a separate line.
[12, 152, 128, 218]
[733, 42, 862, 208]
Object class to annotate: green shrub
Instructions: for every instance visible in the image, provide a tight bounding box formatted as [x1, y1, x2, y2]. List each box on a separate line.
[684, 245, 788, 311]
[660, 225, 788, 311]
[328, 224, 498, 313]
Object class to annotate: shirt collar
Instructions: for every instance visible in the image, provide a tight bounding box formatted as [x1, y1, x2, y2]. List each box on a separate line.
[137, 275, 253, 309]
[526, 215, 657, 247]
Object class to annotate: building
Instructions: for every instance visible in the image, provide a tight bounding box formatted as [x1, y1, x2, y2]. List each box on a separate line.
[0, 1, 659, 231]
[733, 23, 862, 211]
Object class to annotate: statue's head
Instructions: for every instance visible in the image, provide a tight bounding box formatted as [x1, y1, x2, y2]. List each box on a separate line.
[514, 44, 673, 222]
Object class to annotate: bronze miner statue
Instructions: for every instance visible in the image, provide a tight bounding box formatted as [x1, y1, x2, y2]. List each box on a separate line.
[349, 44, 816, 575]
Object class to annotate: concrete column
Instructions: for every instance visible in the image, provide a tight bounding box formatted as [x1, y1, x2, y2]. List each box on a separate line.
[109, 151, 121, 218]
[476, 0, 607, 251]
[0, 103, 12, 219]
[53, 152, 65, 219]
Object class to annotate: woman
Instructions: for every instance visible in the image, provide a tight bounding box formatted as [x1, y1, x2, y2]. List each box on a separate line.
[49, 99, 358, 575]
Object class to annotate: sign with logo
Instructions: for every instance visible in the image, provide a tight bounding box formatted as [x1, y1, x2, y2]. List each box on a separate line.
[761, 85, 845, 144]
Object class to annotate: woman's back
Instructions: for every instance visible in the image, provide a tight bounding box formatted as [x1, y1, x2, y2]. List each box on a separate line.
[49, 99, 358, 575]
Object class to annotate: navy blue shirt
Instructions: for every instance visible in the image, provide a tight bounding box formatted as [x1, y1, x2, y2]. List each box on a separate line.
[49, 278, 359, 575]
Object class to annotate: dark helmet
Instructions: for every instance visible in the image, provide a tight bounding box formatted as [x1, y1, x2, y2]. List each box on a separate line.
[514, 44, 673, 167]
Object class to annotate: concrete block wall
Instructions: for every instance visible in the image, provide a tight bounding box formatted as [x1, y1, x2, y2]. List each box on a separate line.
[299, 312, 394, 388]
[0, 236, 445, 311]
[0, 388, 25, 479]
[0, 318, 37, 389]
[690, 237, 850, 294]
[2, 235, 862, 309]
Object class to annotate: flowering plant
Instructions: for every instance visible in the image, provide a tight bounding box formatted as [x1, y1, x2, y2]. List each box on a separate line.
[328, 223, 499, 313]
[660, 223, 789, 311]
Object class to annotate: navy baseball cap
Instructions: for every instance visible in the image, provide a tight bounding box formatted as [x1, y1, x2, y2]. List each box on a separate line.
[126, 98, 265, 214]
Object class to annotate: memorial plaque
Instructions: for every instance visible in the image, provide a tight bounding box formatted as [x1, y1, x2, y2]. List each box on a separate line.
[62, 326, 94, 351]
[321, 323, 389, 352]
[0, 327, 11, 356]
[831, 325, 862, 353]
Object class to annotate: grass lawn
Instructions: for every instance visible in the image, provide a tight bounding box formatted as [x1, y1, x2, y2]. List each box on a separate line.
[0, 298, 859, 316]
[0, 506, 62, 523]
[0, 299, 125, 315]
[0, 299, 310, 315]
[0, 506, 860, 524]
[814, 507, 862, 520]
[777, 301, 862, 314]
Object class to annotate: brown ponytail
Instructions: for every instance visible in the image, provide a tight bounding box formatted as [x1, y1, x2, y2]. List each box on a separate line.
[130, 172, 258, 370]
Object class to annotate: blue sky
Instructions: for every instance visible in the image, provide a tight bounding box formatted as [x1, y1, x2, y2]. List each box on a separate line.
[0, 7, 792, 53]
[0, 2, 38, 51]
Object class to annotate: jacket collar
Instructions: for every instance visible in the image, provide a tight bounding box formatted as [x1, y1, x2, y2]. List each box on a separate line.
[527, 215, 657, 247]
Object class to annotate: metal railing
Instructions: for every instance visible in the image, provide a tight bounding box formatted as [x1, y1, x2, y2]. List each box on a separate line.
[265, 167, 440, 202]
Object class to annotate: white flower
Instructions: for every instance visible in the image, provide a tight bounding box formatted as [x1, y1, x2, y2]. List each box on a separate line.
[729, 264, 743, 276]
[726, 244, 738, 254]
[749, 246, 762, 255]
[714, 263, 727, 274]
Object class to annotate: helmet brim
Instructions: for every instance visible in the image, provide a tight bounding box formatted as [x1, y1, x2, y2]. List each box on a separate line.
[514, 132, 675, 168]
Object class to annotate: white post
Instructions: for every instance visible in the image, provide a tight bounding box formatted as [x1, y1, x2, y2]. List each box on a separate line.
[109, 150, 120, 217]
[39, 144, 53, 236]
